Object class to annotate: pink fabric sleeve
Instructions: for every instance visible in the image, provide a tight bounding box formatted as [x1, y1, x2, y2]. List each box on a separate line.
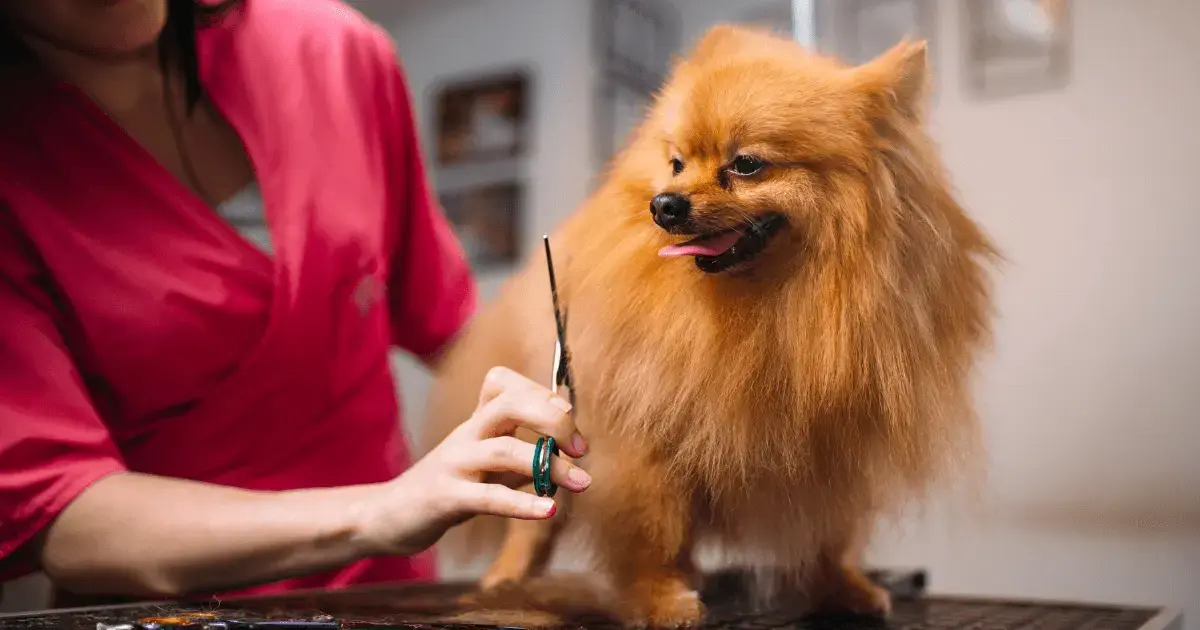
[0, 211, 127, 580]
[378, 44, 480, 362]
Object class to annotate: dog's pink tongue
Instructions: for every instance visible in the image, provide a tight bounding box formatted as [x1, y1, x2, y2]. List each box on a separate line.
[658, 231, 741, 258]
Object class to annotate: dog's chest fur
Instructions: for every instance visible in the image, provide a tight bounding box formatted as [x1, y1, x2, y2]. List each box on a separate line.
[576, 331, 876, 566]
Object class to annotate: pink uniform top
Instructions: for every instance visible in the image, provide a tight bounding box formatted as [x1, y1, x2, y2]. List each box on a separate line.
[0, 0, 477, 601]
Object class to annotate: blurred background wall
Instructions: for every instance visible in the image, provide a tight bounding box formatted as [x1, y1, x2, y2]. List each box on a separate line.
[3, 0, 1198, 624]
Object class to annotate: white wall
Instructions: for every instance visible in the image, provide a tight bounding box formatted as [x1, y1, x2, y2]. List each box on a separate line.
[374, 0, 598, 290]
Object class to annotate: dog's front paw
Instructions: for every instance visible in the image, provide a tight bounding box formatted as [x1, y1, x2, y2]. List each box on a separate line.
[624, 579, 706, 628]
[478, 569, 522, 592]
[812, 569, 892, 619]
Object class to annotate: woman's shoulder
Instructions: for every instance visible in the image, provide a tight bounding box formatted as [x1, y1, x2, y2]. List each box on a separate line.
[227, 0, 397, 71]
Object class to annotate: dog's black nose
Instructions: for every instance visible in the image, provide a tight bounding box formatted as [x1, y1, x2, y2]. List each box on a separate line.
[650, 193, 691, 229]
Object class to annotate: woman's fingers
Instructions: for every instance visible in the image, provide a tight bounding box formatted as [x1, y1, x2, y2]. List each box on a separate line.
[464, 380, 586, 458]
[466, 436, 591, 492]
[477, 366, 541, 406]
[455, 481, 558, 520]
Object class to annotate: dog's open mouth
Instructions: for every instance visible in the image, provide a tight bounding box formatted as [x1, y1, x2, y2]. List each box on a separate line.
[657, 213, 788, 274]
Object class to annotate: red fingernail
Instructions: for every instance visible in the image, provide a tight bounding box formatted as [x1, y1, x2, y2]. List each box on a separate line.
[546, 502, 557, 518]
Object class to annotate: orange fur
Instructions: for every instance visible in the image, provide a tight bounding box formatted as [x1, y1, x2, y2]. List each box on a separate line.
[420, 25, 998, 627]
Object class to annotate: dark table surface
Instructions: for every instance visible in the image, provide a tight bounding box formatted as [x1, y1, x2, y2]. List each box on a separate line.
[0, 568, 1181, 630]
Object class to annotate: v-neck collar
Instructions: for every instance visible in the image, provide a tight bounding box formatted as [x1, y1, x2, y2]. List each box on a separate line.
[43, 83, 276, 269]
[26, 9, 295, 374]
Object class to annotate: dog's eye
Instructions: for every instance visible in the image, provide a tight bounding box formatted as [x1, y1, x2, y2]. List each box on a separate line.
[670, 157, 685, 176]
[729, 155, 766, 176]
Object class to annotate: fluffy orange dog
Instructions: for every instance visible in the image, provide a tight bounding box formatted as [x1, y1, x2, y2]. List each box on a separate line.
[421, 25, 997, 627]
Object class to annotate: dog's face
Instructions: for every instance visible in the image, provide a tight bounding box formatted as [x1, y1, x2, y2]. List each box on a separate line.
[642, 27, 930, 276]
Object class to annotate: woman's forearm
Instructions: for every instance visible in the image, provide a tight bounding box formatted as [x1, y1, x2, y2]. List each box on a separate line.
[41, 471, 385, 597]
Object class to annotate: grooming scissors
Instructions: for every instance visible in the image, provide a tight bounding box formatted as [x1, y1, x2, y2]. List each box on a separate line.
[533, 235, 574, 498]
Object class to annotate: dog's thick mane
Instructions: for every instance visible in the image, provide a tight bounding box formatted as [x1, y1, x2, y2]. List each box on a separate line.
[554, 27, 997, 519]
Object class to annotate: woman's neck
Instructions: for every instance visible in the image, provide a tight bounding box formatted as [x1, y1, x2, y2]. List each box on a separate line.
[23, 38, 171, 117]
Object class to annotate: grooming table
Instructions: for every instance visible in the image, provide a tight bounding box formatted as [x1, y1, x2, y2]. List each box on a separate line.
[0, 569, 1181, 630]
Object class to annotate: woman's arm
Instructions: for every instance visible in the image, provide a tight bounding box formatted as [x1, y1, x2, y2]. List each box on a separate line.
[39, 366, 588, 598]
[41, 472, 382, 597]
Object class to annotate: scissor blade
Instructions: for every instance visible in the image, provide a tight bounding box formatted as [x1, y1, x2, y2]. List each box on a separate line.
[544, 235, 569, 394]
[543, 236, 567, 336]
[551, 339, 563, 394]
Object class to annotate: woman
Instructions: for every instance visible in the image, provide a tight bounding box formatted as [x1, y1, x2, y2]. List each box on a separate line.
[0, 0, 590, 606]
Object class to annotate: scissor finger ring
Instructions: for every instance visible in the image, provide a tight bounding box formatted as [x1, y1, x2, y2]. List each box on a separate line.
[532, 436, 559, 497]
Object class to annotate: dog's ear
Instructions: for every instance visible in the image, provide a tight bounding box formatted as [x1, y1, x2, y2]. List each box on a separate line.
[851, 39, 930, 122]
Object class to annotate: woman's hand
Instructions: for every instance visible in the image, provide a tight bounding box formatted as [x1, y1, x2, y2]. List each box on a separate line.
[353, 366, 591, 557]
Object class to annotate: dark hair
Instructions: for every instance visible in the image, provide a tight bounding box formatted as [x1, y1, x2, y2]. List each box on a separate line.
[0, 0, 242, 113]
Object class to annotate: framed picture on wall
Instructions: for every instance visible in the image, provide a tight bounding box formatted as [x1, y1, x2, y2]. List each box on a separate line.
[593, 0, 678, 169]
[433, 71, 530, 166]
[963, 0, 1071, 98]
[594, 0, 676, 88]
[438, 181, 523, 271]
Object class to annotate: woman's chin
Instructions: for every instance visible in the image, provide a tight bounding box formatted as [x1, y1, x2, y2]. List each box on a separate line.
[86, 0, 168, 57]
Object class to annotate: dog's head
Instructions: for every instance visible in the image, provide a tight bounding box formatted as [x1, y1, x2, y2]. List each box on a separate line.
[631, 25, 952, 278]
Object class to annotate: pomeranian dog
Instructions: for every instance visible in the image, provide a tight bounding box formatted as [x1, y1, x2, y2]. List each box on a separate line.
[420, 24, 997, 627]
